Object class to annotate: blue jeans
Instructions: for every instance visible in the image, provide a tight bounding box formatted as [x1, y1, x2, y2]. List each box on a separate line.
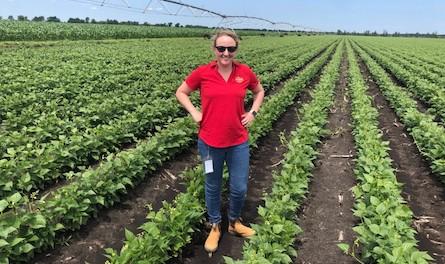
[197, 138, 250, 224]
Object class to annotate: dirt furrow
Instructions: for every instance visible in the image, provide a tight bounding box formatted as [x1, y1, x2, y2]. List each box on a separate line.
[32, 148, 199, 264]
[357, 55, 445, 264]
[295, 50, 357, 264]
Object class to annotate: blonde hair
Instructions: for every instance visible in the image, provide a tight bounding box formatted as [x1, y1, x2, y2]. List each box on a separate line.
[212, 29, 240, 47]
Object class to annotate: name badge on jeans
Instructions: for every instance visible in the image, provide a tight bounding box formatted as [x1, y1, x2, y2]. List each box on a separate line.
[204, 159, 214, 174]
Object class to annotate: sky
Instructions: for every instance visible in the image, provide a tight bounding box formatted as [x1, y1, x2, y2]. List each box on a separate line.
[1, 0, 444, 34]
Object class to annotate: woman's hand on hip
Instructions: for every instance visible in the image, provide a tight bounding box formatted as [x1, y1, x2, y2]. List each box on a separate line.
[191, 111, 202, 124]
[241, 112, 255, 127]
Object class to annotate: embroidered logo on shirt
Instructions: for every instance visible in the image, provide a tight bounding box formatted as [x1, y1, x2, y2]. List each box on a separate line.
[235, 76, 244, 83]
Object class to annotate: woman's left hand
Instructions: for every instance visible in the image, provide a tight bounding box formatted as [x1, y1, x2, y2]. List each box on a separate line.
[241, 112, 255, 127]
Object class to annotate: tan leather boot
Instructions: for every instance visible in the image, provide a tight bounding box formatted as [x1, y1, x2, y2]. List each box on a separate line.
[204, 223, 221, 254]
[228, 219, 255, 238]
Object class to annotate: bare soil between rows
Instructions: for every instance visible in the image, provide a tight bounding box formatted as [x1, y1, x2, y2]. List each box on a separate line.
[357, 53, 445, 264]
[294, 49, 357, 264]
[32, 147, 199, 264]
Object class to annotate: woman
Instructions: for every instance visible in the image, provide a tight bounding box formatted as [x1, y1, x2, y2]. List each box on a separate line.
[175, 29, 264, 255]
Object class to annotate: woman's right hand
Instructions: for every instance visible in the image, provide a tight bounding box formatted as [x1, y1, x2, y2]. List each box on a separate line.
[191, 111, 202, 124]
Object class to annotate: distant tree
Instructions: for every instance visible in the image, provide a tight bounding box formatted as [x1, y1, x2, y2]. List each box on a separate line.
[106, 19, 119, 24]
[17, 15, 28, 21]
[393, 31, 401, 37]
[168, 22, 173, 27]
[47, 16, 61, 22]
[371, 31, 377, 36]
[8, 15, 14, 20]
[91, 19, 96, 24]
[32, 16, 45, 22]
[85, 17, 90, 23]
[382, 30, 388, 36]
[174, 22, 180, 27]
[68, 17, 86, 23]
[121, 20, 139, 25]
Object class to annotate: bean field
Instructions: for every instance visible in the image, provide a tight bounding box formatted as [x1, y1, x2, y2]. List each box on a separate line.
[0, 26, 444, 264]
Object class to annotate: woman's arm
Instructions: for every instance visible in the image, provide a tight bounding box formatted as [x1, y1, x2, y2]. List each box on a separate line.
[242, 82, 265, 127]
[175, 81, 202, 124]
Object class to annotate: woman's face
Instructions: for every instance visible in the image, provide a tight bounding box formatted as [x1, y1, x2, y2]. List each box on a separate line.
[213, 35, 237, 67]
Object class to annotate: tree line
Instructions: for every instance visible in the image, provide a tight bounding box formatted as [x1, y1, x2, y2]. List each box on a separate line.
[335, 29, 443, 38]
[0, 15, 209, 28]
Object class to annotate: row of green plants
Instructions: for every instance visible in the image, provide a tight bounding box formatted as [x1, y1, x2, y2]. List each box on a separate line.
[0, 39, 211, 133]
[342, 41, 432, 263]
[0, 20, 283, 41]
[355, 42, 445, 123]
[0, 40, 337, 263]
[225, 41, 343, 264]
[104, 41, 339, 264]
[0, 39, 333, 202]
[353, 37, 445, 68]
[352, 38, 445, 82]
[369, 46, 445, 88]
[0, 116, 197, 264]
[352, 41, 445, 183]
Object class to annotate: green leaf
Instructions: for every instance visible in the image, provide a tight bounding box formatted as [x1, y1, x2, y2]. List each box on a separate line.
[0, 239, 9, 248]
[32, 214, 47, 229]
[124, 229, 135, 241]
[272, 224, 283, 234]
[0, 200, 8, 213]
[337, 243, 350, 254]
[7, 192, 22, 204]
[369, 224, 380, 234]
[0, 226, 16, 238]
[96, 196, 105, 206]
[258, 206, 266, 217]
[223, 256, 236, 264]
[20, 243, 35, 253]
[375, 203, 386, 215]
[370, 196, 380, 206]
[10, 237, 25, 247]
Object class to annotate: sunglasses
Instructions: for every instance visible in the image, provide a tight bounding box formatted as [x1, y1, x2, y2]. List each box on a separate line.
[215, 46, 238, 53]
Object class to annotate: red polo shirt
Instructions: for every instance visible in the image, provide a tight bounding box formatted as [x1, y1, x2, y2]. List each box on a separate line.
[185, 60, 259, 148]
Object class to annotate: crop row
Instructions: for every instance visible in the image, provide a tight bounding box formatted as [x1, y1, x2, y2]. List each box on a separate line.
[366, 45, 445, 87]
[354, 41, 445, 123]
[344, 41, 432, 263]
[104, 41, 339, 264]
[352, 41, 445, 183]
[360, 39, 445, 79]
[0, 40, 212, 133]
[0, 39, 337, 263]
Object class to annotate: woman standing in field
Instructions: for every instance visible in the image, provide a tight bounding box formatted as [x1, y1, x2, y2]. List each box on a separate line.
[175, 29, 264, 255]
